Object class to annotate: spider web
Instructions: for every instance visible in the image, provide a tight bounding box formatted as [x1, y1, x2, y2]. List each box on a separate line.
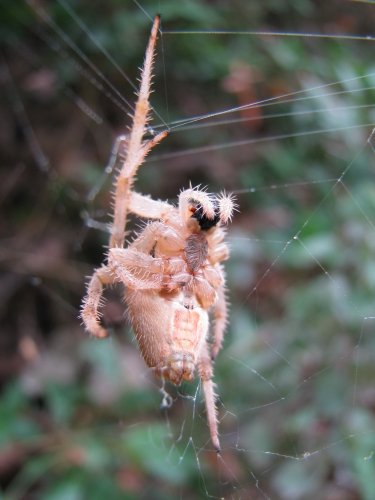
[1, 0, 375, 499]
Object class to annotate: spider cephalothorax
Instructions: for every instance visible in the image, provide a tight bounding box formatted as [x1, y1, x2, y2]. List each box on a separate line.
[81, 15, 236, 452]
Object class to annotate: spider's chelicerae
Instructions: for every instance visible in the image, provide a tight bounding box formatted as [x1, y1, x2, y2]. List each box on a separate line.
[81, 15, 236, 452]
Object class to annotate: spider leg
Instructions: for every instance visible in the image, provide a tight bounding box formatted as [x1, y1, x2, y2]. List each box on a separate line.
[110, 130, 168, 248]
[108, 248, 188, 291]
[130, 221, 185, 254]
[109, 248, 186, 275]
[128, 192, 173, 220]
[202, 263, 223, 288]
[192, 276, 217, 309]
[198, 342, 220, 452]
[209, 242, 230, 265]
[127, 193, 187, 238]
[124, 16, 161, 171]
[109, 15, 169, 249]
[81, 266, 117, 338]
[199, 264, 227, 359]
[212, 276, 228, 360]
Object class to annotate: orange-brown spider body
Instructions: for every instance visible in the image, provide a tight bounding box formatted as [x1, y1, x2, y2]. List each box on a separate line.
[81, 15, 236, 452]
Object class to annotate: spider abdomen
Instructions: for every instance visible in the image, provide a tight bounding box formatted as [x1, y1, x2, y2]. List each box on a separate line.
[126, 289, 208, 385]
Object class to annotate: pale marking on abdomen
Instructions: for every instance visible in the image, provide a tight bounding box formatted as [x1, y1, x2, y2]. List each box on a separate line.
[172, 309, 200, 347]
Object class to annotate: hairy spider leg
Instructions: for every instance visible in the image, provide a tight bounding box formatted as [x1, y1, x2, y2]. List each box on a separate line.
[81, 266, 118, 338]
[108, 248, 188, 291]
[212, 277, 229, 360]
[127, 191, 173, 220]
[129, 221, 185, 253]
[110, 129, 168, 248]
[198, 342, 220, 451]
[109, 15, 168, 248]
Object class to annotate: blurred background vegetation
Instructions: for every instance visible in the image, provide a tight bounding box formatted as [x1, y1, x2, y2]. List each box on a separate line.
[1, 0, 375, 498]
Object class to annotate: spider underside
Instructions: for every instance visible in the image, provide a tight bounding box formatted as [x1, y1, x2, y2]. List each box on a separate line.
[81, 15, 236, 452]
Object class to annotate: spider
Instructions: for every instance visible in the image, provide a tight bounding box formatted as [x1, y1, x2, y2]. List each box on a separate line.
[81, 15, 236, 452]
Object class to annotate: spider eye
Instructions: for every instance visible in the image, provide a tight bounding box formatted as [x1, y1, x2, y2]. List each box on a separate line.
[190, 199, 220, 231]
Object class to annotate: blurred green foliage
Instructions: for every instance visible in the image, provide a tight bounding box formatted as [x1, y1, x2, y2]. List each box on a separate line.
[1, 0, 375, 499]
